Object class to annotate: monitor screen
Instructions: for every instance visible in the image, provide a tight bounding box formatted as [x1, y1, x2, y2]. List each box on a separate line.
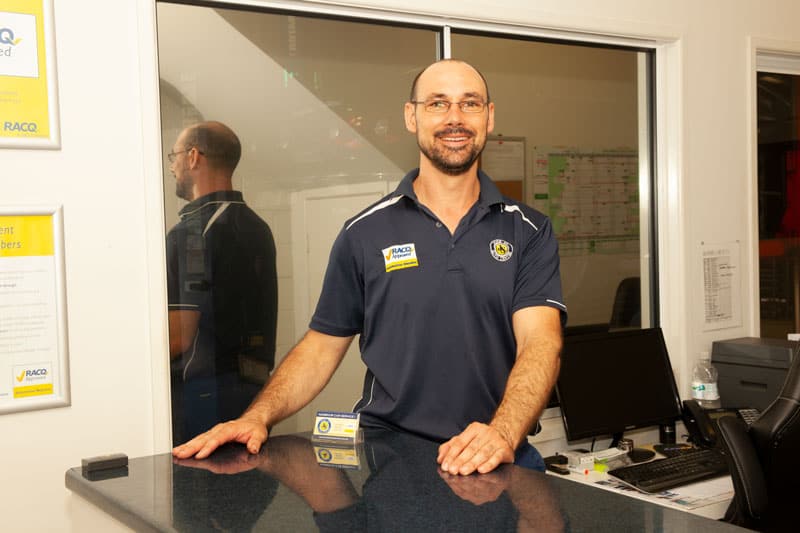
[546, 324, 613, 408]
[555, 327, 683, 441]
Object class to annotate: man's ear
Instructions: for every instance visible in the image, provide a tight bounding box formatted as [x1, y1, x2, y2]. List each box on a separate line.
[188, 147, 201, 170]
[487, 102, 496, 134]
[404, 102, 418, 133]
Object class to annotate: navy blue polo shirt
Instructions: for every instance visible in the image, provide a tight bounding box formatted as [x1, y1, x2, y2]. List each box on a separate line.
[310, 170, 567, 442]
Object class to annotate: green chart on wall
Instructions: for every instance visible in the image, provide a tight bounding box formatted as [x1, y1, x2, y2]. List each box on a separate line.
[530, 148, 639, 257]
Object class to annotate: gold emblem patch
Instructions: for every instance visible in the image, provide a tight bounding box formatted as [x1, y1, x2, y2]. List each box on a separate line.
[490, 239, 513, 262]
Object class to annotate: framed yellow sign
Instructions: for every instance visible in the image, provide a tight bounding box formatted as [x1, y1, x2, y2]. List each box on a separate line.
[0, 0, 60, 149]
[1, 206, 70, 414]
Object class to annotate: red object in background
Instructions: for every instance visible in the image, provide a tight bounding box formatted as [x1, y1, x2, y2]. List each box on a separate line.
[780, 148, 800, 237]
[760, 239, 786, 258]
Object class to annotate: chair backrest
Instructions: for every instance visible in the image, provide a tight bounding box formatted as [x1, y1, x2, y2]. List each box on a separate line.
[749, 350, 800, 511]
[609, 277, 641, 329]
[721, 350, 800, 529]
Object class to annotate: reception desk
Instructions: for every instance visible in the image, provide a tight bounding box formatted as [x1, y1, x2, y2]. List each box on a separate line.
[65, 429, 745, 532]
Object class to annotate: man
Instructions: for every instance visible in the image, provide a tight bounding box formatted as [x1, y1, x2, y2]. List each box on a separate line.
[166, 121, 278, 443]
[173, 61, 566, 476]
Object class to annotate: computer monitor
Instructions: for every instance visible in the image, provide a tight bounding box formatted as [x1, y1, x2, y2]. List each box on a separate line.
[555, 327, 683, 444]
[546, 324, 613, 408]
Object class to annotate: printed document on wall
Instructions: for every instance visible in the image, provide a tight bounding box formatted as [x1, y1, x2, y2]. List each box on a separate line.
[0, 208, 70, 414]
[701, 241, 742, 331]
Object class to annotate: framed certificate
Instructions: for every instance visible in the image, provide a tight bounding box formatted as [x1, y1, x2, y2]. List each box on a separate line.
[0, 0, 60, 149]
[0, 206, 70, 414]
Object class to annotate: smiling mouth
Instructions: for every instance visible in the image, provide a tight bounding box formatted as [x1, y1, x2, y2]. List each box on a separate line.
[436, 128, 474, 144]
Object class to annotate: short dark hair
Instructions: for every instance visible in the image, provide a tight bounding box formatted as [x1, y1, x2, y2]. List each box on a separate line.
[182, 121, 241, 173]
[409, 59, 491, 102]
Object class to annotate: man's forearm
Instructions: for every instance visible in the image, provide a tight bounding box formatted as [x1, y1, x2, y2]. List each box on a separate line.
[241, 330, 354, 429]
[490, 341, 560, 449]
[168, 309, 200, 357]
[490, 309, 562, 449]
[172, 329, 354, 459]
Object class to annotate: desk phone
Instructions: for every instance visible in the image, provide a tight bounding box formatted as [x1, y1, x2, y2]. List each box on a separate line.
[683, 399, 760, 448]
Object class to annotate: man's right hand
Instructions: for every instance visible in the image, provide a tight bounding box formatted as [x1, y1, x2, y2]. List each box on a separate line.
[172, 416, 268, 459]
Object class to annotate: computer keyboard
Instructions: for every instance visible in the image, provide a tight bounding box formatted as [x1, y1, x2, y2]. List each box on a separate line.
[608, 448, 729, 493]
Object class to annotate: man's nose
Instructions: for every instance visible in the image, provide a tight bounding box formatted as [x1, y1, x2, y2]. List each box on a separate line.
[442, 104, 466, 124]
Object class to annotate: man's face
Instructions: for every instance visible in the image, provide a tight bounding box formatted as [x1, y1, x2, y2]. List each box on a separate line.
[170, 131, 194, 201]
[405, 62, 495, 176]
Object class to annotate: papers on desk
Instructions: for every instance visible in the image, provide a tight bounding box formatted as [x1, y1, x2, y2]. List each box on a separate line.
[593, 475, 734, 510]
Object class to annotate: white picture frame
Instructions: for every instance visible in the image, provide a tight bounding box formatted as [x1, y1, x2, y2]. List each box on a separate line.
[0, 205, 70, 414]
[0, 0, 60, 149]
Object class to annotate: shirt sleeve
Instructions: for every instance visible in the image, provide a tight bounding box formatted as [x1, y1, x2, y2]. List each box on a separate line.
[166, 225, 208, 311]
[309, 226, 364, 337]
[512, 216, 568, 325]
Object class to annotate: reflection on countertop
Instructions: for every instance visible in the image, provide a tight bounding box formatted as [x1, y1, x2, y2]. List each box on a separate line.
[66, 429, 743, 532]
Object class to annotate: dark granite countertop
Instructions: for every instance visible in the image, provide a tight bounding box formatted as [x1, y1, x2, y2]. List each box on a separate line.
[66, 429, 746, 532]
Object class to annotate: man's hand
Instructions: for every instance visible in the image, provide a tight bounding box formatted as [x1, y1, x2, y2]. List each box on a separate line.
[437, 422, 515, 475]
[172, 415, 268, 459]
[173, 444, 265, 475]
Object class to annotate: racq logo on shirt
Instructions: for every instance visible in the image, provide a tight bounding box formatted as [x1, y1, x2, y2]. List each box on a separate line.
[382, 243, 419, 272]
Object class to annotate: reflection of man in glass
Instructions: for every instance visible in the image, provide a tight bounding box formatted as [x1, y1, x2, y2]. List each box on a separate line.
[166, 121, 278, 443]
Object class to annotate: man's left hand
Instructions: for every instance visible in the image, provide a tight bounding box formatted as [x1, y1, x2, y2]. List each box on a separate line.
[437, 422, 515, 475]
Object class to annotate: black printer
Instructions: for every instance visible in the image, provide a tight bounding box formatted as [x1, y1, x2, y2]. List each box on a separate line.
[711, 337, 798, 410]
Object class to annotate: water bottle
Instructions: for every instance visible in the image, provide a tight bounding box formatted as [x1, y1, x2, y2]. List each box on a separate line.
[691, 351, 721, 409]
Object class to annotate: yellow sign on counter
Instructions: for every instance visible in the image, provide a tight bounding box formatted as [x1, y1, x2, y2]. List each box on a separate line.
[312, 411, 361, 443]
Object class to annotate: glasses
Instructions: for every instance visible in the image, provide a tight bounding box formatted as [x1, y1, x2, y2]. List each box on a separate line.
[167, 149, 190, 163]
[167, 147, 205, 163]
[410, 99, 488, 114]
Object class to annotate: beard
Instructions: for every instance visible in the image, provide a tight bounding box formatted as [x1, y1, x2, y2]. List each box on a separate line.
[175, 173, 194, 201]
[417, 127, 484, 176]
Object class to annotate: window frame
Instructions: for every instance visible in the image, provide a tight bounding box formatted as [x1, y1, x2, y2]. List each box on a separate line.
[753, 47, 800, 337]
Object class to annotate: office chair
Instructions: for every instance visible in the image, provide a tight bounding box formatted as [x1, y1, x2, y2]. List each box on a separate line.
[717, 350, 800, 531]
[609, 277, 641, 329]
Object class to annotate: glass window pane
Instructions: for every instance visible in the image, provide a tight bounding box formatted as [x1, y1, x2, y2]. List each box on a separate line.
[757, 71, 800, 338]
[157, 2, 438, 441]
[452, 33, 652, 334]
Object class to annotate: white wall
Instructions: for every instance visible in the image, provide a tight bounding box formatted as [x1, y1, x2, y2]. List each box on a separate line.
[3, 0, 800, 530]
[1, 1, 166, 530]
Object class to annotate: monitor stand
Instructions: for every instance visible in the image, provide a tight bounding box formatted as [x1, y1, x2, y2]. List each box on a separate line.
[611, 433, 655, 463]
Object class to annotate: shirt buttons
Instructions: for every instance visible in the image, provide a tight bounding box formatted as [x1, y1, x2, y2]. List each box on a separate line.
[435, 222, 442, 228]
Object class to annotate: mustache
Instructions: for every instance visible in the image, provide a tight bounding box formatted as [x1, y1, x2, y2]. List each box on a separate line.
[435, 127, 475, 138]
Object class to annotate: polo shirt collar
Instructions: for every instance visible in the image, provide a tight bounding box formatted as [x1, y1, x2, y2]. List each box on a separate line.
[395, 168, 505, 208]
[179, 190, 243, 218]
